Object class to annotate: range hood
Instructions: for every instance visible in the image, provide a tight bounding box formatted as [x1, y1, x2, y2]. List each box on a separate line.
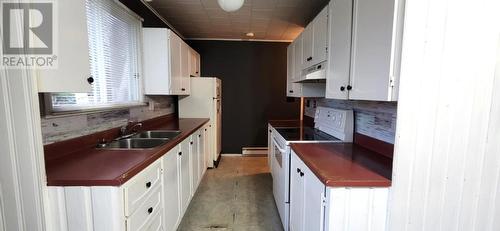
[293, 61, 327, 83]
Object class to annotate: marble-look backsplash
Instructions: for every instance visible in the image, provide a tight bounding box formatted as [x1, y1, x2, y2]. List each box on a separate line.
[305, 98, 397, 144]
[41, 96, 175, 144]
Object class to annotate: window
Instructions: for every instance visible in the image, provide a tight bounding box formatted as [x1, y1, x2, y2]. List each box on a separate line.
[51, 0, 142, 112]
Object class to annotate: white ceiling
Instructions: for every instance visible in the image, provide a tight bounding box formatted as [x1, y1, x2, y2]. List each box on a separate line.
[147, 0, 329, 41]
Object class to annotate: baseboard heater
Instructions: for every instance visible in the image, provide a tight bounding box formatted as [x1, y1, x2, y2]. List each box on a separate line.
[242, 147, 268, 156]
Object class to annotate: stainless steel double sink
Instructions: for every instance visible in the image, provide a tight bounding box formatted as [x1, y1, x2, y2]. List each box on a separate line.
[98, 130, 181, 149]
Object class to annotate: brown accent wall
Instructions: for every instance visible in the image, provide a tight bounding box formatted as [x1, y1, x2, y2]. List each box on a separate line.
[188, 40, 300, 153]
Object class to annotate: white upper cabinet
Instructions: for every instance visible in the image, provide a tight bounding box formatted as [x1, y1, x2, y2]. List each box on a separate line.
[287, 38, 325, 98]
[143, 28, 192, 95]
[302, 25, 314, 67]
[189, 48, 201, 77]
[181, 42, 191, 93]
[326, 0, 353, 100]
[349, 0, 402, 101]
[170, 31, 183, 94]
[37, 0, 91, 93]
[312, 6, 329, 66]
[294, 34, 304, 82]
[326, 0, 403, 101]
[302, 6, 329, 69]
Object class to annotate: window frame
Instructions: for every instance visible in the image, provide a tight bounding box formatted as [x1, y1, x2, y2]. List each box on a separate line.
[45, 0, 145, 116]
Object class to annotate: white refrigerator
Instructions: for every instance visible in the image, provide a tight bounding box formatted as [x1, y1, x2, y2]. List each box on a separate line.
[179, 77, 221, 168]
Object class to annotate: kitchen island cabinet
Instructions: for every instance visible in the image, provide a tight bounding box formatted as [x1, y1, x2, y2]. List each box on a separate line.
[289, 143, 392, 231]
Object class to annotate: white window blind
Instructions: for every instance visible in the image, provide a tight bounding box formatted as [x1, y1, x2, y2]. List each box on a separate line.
[51, 0, 142, 111]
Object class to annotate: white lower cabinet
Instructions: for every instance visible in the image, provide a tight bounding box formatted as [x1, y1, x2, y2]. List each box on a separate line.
[163, 146, 181, 231]
[190, 129, 205, 192]
[48, 127, 208, 231]
[289, 153, 305, 231]
[290, 151, 323, 231]
[289, 150, 389, 231]
[190, 133, 199, 196]
[179, 138, 191, 214]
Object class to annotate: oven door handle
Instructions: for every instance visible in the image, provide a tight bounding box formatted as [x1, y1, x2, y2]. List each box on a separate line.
[272, 137, 287, 154]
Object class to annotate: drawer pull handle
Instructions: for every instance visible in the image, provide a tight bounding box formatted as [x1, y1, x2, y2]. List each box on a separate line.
[297, 168, 301, 173]
[148, 207, 153, 214]
[300, 172, 304, 177]
[190, 141, 193, 145]
[178, 152, 182, 156]
[146, 182, 151, 188]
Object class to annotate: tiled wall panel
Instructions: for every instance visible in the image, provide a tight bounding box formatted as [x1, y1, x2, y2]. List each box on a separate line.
[41, 96, 175, 144]
[305, 98, 397, 144]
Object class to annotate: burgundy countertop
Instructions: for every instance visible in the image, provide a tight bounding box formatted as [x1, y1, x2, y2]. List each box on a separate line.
[290, 143, 392, 187]
[45, 117, 209, 186]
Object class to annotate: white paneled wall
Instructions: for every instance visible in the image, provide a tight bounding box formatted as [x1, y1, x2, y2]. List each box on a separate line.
[48, 187, 125, 231]
[0, 71, 48, 230]
[0, 191, 4, 231]
[326, 187, 389, 231]
[387, 0, 500, 230]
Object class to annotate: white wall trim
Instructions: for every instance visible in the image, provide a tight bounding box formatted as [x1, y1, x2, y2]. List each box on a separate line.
[0, 183, 5, 231]
[0, 1, 49, 230]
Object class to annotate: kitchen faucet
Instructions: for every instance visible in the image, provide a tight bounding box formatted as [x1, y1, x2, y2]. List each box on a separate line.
[118, 121, 143, 139]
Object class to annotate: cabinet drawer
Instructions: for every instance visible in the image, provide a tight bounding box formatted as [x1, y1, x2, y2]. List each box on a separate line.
[124, 160, 162, 216]
[126, 187, 162, 231]
[145, 209, 163, 231]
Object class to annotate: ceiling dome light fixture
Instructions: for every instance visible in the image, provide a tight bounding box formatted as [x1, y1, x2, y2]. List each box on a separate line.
[217, 0, 244, 12]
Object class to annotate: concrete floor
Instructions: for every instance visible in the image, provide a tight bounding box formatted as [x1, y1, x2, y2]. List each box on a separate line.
[178, 156, 284, 231]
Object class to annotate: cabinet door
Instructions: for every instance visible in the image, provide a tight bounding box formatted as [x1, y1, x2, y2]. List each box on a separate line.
[188, 48, 201, 77]
[197, 130, 205, 181]
[294, 34, 304, 82]
[163, 147, 180, 231]
[286, 43, 295, 97]
[180, 42, 190, 95]
[349, 0, 397, 101]
[37, 0, 91, 93]
[290, 152, 305, 231]
[302, 25, 313, 68]
[325, 0, 352, 100]
[169, 32, 182, 94]
[143, 28, 171, 95]
[178, 138, 191, 214]
[189, 48, 197, 77]
[312, 6, 328, 65]
[190, 134, 199, 194]
[303, 167, 326, 231]
[195, 52, 201, 76]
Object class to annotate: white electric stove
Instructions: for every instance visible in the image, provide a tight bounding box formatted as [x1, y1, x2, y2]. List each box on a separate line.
[269, 107, 354, 231]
